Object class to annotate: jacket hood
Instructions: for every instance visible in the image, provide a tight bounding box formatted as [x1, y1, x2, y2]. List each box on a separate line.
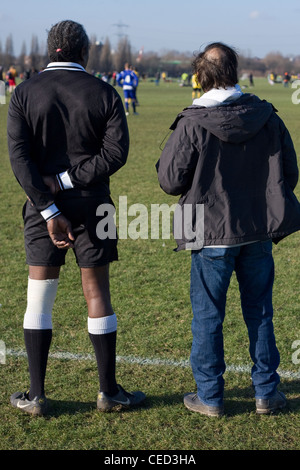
[171, 94, 275, 144]
[192, 85, 243, 108]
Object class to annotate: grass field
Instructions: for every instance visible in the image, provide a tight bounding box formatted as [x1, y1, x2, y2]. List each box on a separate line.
[0, 76, 299, 452]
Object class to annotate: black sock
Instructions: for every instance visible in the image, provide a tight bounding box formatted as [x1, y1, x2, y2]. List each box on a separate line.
[23, 328, 52, 400]
[89, 331, 118, 396]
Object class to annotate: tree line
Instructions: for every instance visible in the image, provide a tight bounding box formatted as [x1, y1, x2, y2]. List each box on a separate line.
[1, 33, 299, 78]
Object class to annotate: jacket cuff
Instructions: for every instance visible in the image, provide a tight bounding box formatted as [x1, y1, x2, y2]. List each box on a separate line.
[56, 171, 74, 190]
[40, 203, 61, 222]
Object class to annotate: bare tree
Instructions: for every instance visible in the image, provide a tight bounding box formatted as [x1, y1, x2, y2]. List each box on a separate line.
[5, 34, 15, 68]
[18, 41, 27, 71]
[0, 40, 3, 71]
[100, 37, 113, 73]
[137, 51, 161, 77]
[87, 35, 102, 73]
[0, 31, 299, 79]
[114, 37, 132, 72]
[264, 52, 292, 74]
[30, 35, 40, 69]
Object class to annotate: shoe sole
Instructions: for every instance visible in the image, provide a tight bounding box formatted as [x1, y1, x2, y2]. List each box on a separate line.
[256, 391, 287, 415]
[97, 402, 129, 412]
[97, 401, 145, 412]
[10, 392, 47, 416]
[184, 403, 224, 417]
[256, 403, 286, 415]
[97, 393, 146, 412]
[11, 400, 47, 416]
[184, 396, 224, 417]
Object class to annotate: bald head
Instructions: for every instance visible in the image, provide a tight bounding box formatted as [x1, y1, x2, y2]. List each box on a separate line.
[205, 47, 223, 62]
[192, 42, 239, 92]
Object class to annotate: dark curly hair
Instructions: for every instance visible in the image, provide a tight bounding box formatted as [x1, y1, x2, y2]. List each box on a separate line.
[192, 42, 238, 92]
[47, 20, 89, 62]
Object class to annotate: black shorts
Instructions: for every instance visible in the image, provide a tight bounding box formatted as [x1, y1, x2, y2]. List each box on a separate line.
[23, 193, 118, 267]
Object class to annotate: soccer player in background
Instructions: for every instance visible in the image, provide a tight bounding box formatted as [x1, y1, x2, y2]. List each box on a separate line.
[117, 63, 139, 115]
[7, 20, 145, 416]
[191, 73, 201, 100]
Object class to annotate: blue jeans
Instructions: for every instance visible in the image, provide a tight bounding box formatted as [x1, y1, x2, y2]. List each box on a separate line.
[190, 241, 280, 406]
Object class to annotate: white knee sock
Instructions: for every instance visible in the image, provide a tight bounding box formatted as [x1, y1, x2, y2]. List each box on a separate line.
[87, 314, 117, 335]
[23, 278, 59, 330]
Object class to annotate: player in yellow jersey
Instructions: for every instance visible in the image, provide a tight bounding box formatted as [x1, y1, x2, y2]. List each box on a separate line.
[192, 73, 201, 99]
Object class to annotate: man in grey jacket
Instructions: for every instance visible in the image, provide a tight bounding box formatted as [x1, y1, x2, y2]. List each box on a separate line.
[157, 42, 300, 417]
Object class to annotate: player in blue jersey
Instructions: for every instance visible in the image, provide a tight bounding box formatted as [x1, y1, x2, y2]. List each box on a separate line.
[117, 63, 138, 115]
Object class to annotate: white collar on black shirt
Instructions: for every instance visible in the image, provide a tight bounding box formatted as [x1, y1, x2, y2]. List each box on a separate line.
[44, 62, 86, 72]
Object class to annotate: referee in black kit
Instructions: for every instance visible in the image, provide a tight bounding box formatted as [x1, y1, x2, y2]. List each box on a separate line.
[7, 20, 145, 416]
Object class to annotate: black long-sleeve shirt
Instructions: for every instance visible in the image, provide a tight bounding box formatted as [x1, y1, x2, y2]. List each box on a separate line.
[7, 62, 129, 221]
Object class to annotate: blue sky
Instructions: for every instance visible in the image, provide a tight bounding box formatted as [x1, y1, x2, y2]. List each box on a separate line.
[0, 0, 299, 59]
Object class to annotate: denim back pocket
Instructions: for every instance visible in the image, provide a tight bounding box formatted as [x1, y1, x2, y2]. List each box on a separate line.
[200, 247, 233, 261]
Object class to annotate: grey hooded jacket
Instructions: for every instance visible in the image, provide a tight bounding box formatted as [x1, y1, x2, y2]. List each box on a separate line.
[157, 94, 300, 250]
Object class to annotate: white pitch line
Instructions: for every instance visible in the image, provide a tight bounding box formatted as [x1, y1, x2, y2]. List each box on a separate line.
[6, 348, 300, 379]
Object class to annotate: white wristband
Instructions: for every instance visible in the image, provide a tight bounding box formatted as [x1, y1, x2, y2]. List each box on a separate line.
[40, 203, 61, 222]
[56, 171, 74, 190]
